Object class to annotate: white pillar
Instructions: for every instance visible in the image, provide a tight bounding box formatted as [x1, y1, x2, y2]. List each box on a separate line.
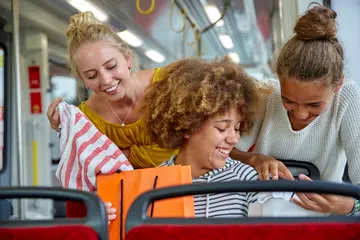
[271, 0, 323, 64]
[21, 31, 52, 219]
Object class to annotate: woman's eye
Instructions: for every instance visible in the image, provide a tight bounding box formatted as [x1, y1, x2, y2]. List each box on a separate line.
[88, 74, 96, 79]
[108, 64, 116, 70]
[216, 128, 226, 132]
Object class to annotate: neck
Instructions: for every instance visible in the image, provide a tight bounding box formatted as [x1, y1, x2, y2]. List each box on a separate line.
[288, 112, 306, 131]
[107, 75, 141, 109]
[109, 95, 135, 108]
[176, 145, 208, 178]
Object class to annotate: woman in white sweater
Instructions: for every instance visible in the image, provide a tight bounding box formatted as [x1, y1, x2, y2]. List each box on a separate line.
[230, 4, 360, 215]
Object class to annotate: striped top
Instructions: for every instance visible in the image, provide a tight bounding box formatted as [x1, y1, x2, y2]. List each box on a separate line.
[56, 101, 133, 192]
[160, 156, 259, 218]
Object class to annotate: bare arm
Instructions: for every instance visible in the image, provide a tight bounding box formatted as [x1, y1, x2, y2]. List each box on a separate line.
[229, 148, 257, 166]
[230, 148, 294, 180]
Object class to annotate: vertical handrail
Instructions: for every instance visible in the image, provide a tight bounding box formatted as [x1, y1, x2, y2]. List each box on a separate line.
[31, 120, 39, 210]
[12, 0, 25, 219]
[31, 120, 38, 186]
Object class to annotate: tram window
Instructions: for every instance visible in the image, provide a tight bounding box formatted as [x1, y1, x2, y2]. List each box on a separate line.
[50, 76, 77, 105]
[0, 47, 4, 171]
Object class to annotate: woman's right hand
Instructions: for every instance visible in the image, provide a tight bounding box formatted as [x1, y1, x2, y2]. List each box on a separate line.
[251, 154, 294, 181]
[46, 98, 62, 132]
[104, 202, 117, 225]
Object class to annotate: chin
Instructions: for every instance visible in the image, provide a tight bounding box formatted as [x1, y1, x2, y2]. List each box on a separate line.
[212, 160, 226, 169]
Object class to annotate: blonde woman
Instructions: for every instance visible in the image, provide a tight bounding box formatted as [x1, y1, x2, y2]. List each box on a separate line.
[47, 11, 177, 170]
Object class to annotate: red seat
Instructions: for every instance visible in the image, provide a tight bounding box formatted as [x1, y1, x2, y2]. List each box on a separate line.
[1, 225, 98, 240]
[127, 223, 360, 240]
[125, 180, 360, 240]
[0, 187, 108, 240]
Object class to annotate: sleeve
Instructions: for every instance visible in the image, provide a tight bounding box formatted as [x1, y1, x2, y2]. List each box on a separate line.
[237, 164, 260, 204]
[340, 82, 360, 184]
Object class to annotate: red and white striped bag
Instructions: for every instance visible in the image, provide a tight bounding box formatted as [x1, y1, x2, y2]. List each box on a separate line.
[55, 101, 133, 192]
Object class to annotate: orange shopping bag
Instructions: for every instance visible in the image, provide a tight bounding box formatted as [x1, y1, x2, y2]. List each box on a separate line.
[96, 165, 195, 240]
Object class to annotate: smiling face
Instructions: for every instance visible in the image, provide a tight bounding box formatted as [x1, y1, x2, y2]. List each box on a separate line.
[75, 39, 133, 102]
[184, 106, 241, 170]
[280, 78, 339, 130]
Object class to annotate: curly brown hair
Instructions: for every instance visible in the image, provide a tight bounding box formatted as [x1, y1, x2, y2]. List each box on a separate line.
[140, 57, 262, 149]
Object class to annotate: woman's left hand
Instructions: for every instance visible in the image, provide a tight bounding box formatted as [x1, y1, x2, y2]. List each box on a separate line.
[291, 174, 354, 215]
[121, 148, 130, 159]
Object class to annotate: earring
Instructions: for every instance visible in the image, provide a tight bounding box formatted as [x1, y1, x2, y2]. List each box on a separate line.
[85, 85, 89, 90]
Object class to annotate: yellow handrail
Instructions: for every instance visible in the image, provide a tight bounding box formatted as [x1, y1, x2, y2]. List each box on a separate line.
[32, 139, 38, 186]
[136, 0, 155, 14]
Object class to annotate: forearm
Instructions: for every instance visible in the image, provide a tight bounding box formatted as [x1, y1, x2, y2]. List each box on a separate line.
[230, 148, 259, 166]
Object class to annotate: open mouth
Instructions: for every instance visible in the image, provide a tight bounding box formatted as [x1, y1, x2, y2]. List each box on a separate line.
[216, 147, 231, 156]
[104, 82, 120, 93]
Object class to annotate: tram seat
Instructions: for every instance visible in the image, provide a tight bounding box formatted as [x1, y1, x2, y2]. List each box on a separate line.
[125, 181, 360, 240]
[279, 159, 320, 179]
[0, 187, 108, 240]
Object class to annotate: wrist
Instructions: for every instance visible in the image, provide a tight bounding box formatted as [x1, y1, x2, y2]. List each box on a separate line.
[247, 153, 261, 167]
[348, 198, 360, 216]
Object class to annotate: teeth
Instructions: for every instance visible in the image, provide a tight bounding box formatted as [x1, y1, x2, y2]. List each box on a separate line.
[216, 148, 230, 155]
[105, 83, 118, 93]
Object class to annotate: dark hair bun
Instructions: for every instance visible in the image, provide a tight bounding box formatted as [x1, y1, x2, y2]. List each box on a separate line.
[294, 4, 337, 40]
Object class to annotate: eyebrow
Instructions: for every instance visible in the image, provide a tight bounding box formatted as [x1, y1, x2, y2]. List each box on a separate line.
[83, 58, 115, 74]
[281, 95, 323, 105]
[213, 119, 232, 123]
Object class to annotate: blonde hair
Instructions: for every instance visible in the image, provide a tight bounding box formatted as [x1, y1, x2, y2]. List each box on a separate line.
[66, 11, 138, 79]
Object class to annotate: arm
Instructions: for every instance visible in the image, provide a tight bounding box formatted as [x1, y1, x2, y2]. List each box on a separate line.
[230, 148, 294, 180]
[340, 83, 360, 184]
[229, 148, 257, 166]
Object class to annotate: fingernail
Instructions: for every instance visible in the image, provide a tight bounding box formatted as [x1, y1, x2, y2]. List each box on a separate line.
[110, 208, 117, 214]
[105, 202, 112, 207]
[110, 214, 116, 220]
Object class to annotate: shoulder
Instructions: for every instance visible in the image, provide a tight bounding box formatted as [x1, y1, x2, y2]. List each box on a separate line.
[158, 155, 176, 167]
[136, 68, 157, 84]
[338, 79, 360, 101]
[226, 158, 259, 181]
[336, 79, 360, 115]
[255, 78, 281, 108]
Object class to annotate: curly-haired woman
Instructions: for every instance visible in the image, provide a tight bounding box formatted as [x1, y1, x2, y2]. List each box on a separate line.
[140, 57, 264, 218]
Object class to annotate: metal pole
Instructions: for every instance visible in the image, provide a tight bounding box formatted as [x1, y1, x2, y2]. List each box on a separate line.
[12, 0, 26, 219]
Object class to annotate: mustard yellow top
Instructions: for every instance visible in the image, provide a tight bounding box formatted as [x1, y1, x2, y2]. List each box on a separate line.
[78, 68, 177, 169]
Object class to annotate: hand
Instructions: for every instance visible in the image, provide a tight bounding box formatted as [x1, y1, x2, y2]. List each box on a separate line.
[291, 174, 355, 215]
[251, 154, 294, 180]
[121, 148, 130, 159]
[47, 98, 62, 132]
[104, 202, 117, 225]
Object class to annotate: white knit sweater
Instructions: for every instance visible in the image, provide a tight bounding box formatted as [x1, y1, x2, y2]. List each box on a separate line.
[236, 79, 360, 184]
